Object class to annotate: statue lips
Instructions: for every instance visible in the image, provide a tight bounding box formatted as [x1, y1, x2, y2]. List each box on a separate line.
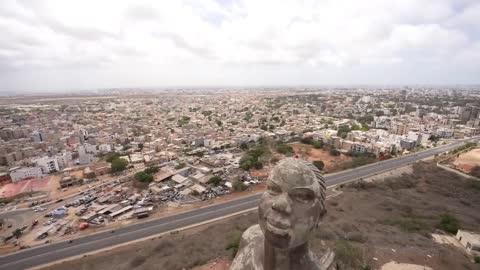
[265, 215, 290, 236]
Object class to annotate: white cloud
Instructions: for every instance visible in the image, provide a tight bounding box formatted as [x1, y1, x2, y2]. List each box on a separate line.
[0, 0, 479, 92]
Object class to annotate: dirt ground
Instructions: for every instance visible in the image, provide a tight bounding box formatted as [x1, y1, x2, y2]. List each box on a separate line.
[43, 162, 480, 270]
[453, 148, 480, 173]
[290, 143, 352, 173]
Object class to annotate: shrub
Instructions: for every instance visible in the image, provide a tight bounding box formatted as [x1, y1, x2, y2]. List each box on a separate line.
[313, 160, 325, 170]
[276, 144, 294, 154]
[438, 214, 460, 234]
[301, 137, 313, 145]
[329, 148, 341, 156]
[207, 176, 222, 186]
[134, 171, 154, 183]
[233, 181, 247, 192]
[335, 240, 362, 268]
[312, 141, 323, 149]
[226, 231, 242, 258]
[144, 166, 159, 174]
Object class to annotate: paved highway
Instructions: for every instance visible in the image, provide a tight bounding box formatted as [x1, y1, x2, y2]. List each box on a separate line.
[0, 138, 476, 270]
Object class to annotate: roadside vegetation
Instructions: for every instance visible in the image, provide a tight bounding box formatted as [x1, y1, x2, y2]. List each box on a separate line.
[134, 166, 160, 187]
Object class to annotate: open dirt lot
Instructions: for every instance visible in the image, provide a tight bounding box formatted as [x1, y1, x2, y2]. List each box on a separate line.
[290, 142, 352, 173]
[453, 148, 480, 173]
[43, 162, 480, 270]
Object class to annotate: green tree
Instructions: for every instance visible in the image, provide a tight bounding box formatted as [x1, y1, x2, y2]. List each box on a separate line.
[110, 158, 128, 173]
[144, 166, 159, 174]
[337, 125, 351, 139]
[208, 176, 222, 186]
[105, 152, 120, 163]
[134, 171, 154, 183]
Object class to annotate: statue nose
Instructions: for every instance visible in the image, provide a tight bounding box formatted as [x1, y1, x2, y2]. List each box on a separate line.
[272, 193, 292, 214]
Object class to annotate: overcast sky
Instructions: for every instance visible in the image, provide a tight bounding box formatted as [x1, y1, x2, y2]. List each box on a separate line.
[0, 0, 479, 93]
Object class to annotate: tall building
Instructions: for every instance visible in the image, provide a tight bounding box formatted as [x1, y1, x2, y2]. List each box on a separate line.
[31, 130, 47, 143]
[32, 156, 60, 174]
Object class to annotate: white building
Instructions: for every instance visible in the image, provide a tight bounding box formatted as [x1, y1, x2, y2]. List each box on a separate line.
[456, 230, 480, 255]
[56, 152, 72, 169]
[351, 143, 368, 154]
[78, 143, 97, 165]
[31, 130, 46, 143]
[32, 156, 60, 174]
[98, 144, 112, 153]
[437, 128, 454, 138]
[78, 143, 97, 155]
[9, 167, 43, 182]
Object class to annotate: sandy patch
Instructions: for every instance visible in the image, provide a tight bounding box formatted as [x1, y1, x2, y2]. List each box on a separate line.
[381, 261, 433, 270]
[431, 234, 463, 248]
[453, 148, 480, 173]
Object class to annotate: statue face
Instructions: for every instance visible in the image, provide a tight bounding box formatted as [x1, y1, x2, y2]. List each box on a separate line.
[258, 161, 323, 249]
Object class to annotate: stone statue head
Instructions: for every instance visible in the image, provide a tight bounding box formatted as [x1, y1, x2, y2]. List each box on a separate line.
[258, 158, 326, 249]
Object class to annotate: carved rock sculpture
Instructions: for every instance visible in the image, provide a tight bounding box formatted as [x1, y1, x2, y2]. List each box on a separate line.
[230, 158, 334, 270]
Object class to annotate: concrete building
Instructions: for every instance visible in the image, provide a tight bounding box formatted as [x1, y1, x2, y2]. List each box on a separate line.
[437, 128, 454, 138]
[31, 130, 47, 143]
[32, 156, 60, 174]
[391, 122, 408, 135]
[351, 143, 368, 154]
[9, 167, 43, 182]
[98, 144, 112, 153]
[400, 139, 416, 150]
[456, 230, 480, 255]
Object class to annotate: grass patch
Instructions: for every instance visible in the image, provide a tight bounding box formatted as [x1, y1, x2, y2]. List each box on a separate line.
[335, 240, 363, 269]
[225, 231, 242, 258]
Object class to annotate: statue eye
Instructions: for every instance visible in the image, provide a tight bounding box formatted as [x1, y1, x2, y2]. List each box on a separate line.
[267, 184, 281, 195]
[290, 190, 315, 203]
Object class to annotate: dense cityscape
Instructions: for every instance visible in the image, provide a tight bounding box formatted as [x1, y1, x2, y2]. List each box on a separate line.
[1, 0, 480, 268]
[0, 87, 479, 260]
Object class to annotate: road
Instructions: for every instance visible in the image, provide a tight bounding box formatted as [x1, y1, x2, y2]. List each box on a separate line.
[0, 138, 476, 270]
